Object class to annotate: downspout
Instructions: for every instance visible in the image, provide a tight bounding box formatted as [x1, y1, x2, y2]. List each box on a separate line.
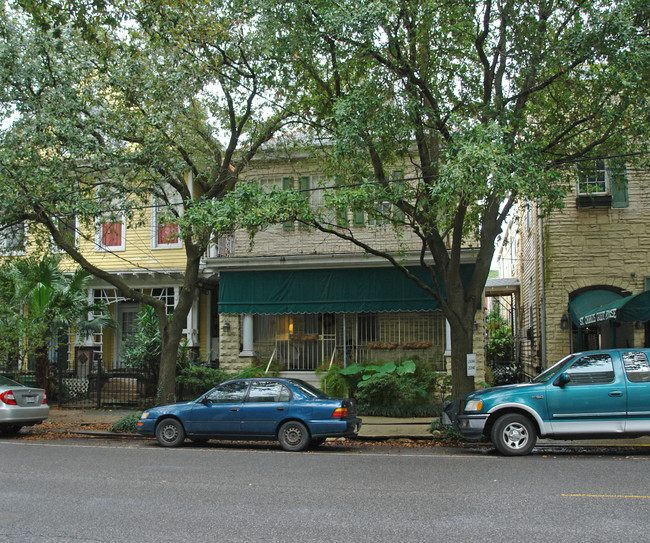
[539, 213, 548, 370]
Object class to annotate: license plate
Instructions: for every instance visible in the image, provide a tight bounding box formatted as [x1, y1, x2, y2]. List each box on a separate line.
[25, 396, 35, 404]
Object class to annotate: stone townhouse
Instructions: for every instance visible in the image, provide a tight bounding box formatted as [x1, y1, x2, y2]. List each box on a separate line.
[203, 144, 486, 387]
[498, 159, 650, 376]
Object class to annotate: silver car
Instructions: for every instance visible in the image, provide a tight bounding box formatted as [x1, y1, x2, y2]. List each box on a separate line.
[0, 375, 49, 434]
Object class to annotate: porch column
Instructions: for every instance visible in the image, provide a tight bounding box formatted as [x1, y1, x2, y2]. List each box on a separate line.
[444, 319, 452, 373]
[239, 314, 256, 358]
[444, 319, 452, 356]
[184, 289, 200, 347]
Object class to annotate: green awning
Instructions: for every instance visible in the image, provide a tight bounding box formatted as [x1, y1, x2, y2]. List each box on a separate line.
[219, 265, 474, 314]
[569, 289, 622, 326]
[577, 291, 650, 327]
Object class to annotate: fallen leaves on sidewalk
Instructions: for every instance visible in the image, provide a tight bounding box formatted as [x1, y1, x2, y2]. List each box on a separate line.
[14, 420, 114, 441]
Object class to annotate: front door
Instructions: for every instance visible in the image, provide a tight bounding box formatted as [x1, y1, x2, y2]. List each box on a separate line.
[116, 303, 139, 368]
[546, 352, 626, 434]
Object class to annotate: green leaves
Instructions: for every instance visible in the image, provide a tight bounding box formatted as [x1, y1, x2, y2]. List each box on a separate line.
[339, 359, 416, 382]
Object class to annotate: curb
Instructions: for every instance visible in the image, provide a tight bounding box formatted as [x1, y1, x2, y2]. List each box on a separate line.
[53, 429, 436, 442]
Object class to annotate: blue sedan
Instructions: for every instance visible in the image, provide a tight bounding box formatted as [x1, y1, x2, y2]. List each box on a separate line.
[137, 378, 362, 451]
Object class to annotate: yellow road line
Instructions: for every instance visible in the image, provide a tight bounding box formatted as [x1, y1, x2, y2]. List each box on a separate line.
[563, 493, 650, 499]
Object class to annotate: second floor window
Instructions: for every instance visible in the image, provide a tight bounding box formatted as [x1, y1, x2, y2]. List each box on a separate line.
[96, 215, 125, 251]
[152, 194, 182, 249]
[577, 159, 628, 208]
[578, 160, 608, 195]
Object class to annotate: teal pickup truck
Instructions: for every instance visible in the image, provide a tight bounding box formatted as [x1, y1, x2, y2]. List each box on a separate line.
[444, 349, 650, 455]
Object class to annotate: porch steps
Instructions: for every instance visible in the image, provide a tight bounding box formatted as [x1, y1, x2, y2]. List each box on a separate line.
[279, 371, 322, 389]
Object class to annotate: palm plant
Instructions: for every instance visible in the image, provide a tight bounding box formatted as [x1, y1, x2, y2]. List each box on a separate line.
[0, 256, 113, 391]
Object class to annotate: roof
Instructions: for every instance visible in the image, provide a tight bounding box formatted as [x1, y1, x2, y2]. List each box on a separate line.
[484, 277, 520, 296]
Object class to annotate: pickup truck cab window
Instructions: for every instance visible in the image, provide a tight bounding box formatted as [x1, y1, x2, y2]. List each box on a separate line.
[563, 353, 615, 385]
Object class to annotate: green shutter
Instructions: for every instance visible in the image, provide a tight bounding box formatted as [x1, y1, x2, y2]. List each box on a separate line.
[610, 159, 628, 208]
[353, 210, 365, 226]
[282, 177, 294, 230]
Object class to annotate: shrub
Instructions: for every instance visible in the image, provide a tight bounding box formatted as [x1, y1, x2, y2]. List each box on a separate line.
[110, 412, 142, 433]
[121, 306, 161, 382]
[315, 362, 349, 397]
[485, 306, 521, 385]
[339, 359, 450, 417]
[429, 420, 465, 444]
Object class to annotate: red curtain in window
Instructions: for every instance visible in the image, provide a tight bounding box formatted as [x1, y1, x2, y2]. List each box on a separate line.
[158, 222, 179, 245]
[102, 221, 122, 247]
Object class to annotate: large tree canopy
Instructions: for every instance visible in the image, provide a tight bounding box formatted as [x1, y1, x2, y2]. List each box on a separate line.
[0, 0, 295, 403]
[190, 0, 650, 397]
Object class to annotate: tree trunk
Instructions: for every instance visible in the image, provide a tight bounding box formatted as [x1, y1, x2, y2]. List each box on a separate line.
[34, 345, 50, 394]
[157, 322, 185, 405]
[448, 318, 477, 399]
[155, 250, 203, 405]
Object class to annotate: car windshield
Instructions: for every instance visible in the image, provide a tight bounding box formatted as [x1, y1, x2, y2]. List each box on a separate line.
[531, 355, 576, 383]
[287, 379, 329, 399]
[0, 375, 22, 387]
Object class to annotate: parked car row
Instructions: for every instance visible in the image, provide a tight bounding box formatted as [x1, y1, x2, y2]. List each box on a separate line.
[6, 348, 650, 457]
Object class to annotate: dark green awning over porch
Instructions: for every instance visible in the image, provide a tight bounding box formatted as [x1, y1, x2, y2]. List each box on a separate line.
[577, 291, 650, 327]
[219, 265, 474, 315]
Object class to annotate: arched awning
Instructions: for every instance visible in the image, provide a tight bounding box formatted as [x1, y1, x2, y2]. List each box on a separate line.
[569, 289, 623, 326]
[577, 291, 650, 327]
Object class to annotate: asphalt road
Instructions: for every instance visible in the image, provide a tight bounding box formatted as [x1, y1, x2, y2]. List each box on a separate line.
[1, 437, 649, 542]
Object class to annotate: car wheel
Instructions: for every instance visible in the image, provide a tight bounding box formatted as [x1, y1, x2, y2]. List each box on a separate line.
[278, 421, 310, 452]
[491, 413, 536, 456]
[155, 418, 185, 447]
[0, 424, 23, 435]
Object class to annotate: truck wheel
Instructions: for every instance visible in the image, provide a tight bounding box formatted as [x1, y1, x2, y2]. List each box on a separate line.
[491, 413, 536, 456]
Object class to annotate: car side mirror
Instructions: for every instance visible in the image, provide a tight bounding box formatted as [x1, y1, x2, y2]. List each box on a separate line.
[554, 372, 571, 387]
